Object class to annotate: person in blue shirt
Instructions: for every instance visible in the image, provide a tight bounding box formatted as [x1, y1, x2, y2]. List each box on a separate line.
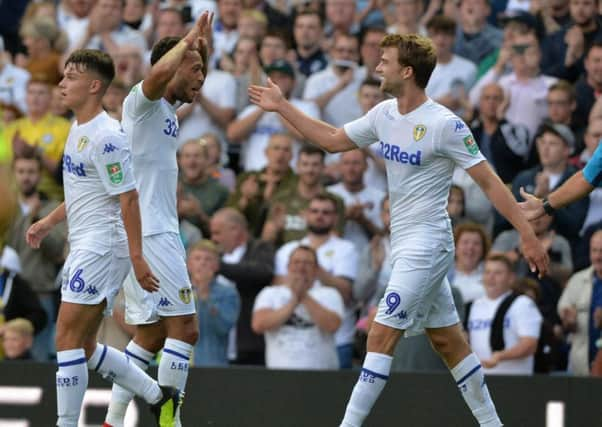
[187, 239, 240, 366]
[520, 137, 602, 219]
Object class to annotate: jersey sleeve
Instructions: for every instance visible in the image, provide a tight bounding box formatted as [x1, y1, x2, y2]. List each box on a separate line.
[512, 296, 543, 338]
[91, 131, 136, 195]
[583, 143, 602, 186]
[123, 81, 157, 119]
[343, 103, 381, 148]
[436, 116, 486, 170]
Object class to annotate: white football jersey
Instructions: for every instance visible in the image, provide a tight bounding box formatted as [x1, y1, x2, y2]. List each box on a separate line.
[344, 98, 486, 256]
[468, 292, 542, 375]
[62, 111, 136, 257]
[122, 82, 179, 236]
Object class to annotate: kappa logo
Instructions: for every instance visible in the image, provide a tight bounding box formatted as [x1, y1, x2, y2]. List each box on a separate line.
[413, 124, 427, 141]
[179, 288, 192, 304]
[102, 143, 117, 154]
[454, 120, 465, 132]
[158, 297, 172, 307]
[84, 286, 98, 295]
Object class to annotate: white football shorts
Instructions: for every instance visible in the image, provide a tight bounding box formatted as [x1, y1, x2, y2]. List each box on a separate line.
[61, 248, 131, 316]
[124, 232, 196, 325]
[375, 241, 460, 336]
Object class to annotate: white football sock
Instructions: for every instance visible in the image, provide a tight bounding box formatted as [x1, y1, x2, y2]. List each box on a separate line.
[158, 338, 192, 391]
[105, 341, 155, 427]
[87, 343, 162, 404]
[451, 353, 503, 427]
[56, 348, 88, 427]
[340, 352, 392, 427]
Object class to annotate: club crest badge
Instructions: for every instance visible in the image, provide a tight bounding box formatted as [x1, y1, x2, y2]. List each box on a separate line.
[413, 125, 427, 141]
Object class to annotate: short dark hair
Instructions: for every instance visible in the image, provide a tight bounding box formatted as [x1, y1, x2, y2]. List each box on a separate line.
[299, 144, 326, 160]
[12, 150, 42, 169]
[587, 40, 602, 58]
[426, 15, 457, 35]
[294, 9, 324, 27]
[151, 36, 181, 66]
[310, 192, 338, 211]
[64, 49, 115, 89]
[380, 34, 436, 89]
[485, 253, 513, 272]
[360, 76, 381, 90]
[360, 25, 386, 46]
[290, 245, 319, 265]
[548, 80, 576, 102]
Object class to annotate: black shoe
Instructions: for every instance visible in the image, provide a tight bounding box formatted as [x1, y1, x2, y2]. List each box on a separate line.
[150, 385, 184, 427]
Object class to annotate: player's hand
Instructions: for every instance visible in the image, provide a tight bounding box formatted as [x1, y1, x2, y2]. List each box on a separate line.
[184, 11, 213, 49]
[248, 78, 285, 112]
[518, 187, 546, 221]
[520, 233, 549, 278]
[132, 258, 160, 292]
[26, 217, 52, 249]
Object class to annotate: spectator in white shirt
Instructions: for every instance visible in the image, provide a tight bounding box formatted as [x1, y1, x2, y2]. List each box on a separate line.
[468, 254, 542, 375]
[274, 193, 359, 368]
[327, 150, 384, 249]
[252, 245, 344, 369]
[71, 0, 147, 54]
[425, 15, 477, 114]
[0, 39, 30, 114]
[227, 59, 319, 171]
[213, 0, 241, 66]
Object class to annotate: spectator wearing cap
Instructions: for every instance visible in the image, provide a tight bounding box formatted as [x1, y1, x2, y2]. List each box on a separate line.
[4, 78, 70, 200]
[425, 15, 477, 115]
[188, 240, 240, 367]
[18, 16, 67, 86]
[0, 36, 30, 115]
[512, 122, 589, 245]
[228, 59, 320, 172]
[454, 0, 503, 66]
[541, 0, 602, 82]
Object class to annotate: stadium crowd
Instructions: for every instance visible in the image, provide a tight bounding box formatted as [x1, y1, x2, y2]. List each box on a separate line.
[1, 0, 602, 377]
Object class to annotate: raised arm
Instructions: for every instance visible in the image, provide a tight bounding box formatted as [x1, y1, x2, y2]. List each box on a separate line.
[142, 11, 213, 100]
[467, 161, 549, 277]
[249, 79, 356, 153]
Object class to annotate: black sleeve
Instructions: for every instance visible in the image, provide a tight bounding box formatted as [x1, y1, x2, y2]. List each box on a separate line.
[5, 275, 48, 334]
[218, 240, 275, 293]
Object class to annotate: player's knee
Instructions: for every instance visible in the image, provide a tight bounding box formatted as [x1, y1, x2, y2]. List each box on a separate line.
[166, 316, 199, 345]
[366, 326, 398, 355]
[181, 322, 199, 345]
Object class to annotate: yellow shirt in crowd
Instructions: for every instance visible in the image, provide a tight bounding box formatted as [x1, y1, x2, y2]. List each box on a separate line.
[4, 113, 70, 200]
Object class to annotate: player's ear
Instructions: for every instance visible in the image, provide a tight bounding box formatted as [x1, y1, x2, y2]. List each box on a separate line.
[89, 78, 104, 96]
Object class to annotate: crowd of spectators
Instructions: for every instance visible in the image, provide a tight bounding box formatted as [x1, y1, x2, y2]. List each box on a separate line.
[2, 0, 602, 377]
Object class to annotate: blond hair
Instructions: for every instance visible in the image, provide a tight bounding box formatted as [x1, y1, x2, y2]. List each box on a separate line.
[4, 318, 34, 337]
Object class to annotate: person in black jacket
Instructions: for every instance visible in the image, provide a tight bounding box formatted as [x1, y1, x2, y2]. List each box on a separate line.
[470, 82, 533, 184]
[0, 247, 48, 340]
[511, 122, 589, 246]
[210, 207, 275, 365]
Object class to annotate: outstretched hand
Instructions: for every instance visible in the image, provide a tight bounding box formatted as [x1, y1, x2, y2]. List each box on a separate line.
[521, 233, 550, 279]
[248, 78, 285, 112]
[518, 187, 546, 221]
[184, 11, 214, 50]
